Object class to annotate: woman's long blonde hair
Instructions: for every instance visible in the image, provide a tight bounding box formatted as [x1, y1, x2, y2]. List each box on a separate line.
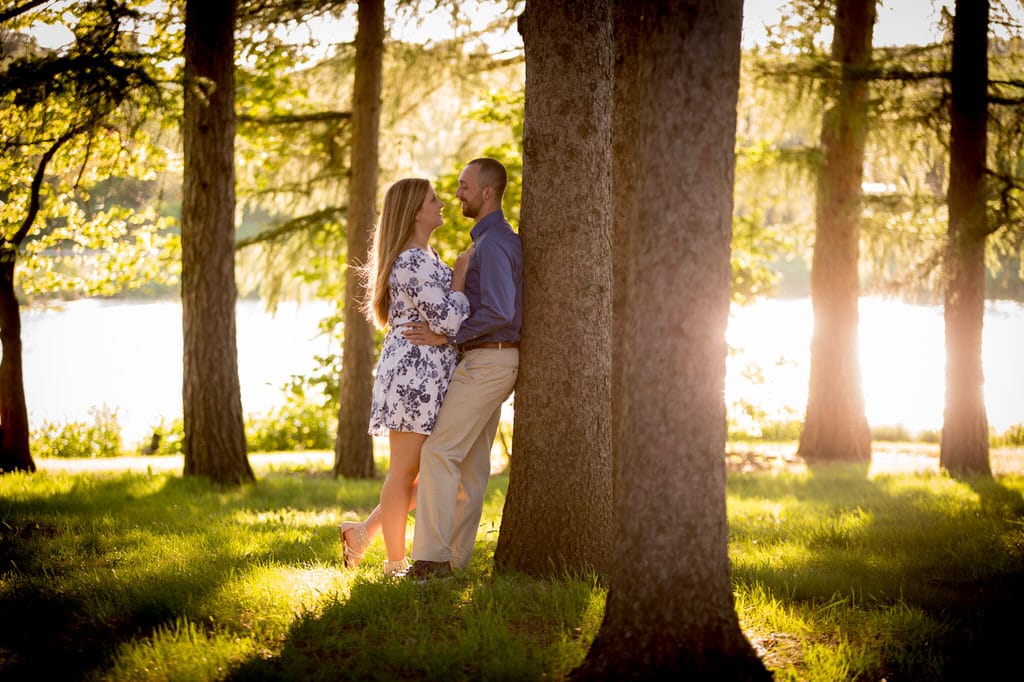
[361, 178, 431, 328]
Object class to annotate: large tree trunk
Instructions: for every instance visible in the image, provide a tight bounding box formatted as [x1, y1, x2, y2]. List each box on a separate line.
[493, 0, 613, 576]
[574, 1, 768, 678]
[334, 0, 383, 479]
[0, 257, 34, 473]
[610, 0, 640, 498]
[941, 0, 991, 477]
[797, 0, 875, 465]
[181, 0, 253, 486]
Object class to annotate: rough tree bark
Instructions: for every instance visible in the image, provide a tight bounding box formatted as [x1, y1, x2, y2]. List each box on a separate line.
[0, 253, 33, 473]
[493, 0, 613, 576]
[941, 0, 992, 477]
[798, 0, 876, 465]
[610, 0, 640, 492]
[573, 1, 769, 678]
[181, 0, 253, 486]
[334, 0, 384, 479]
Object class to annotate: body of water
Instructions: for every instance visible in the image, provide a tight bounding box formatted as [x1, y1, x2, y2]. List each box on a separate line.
[19, 299, 337, 443]
[11, 296, 1023, 444]
[725, 297, 1023, 436]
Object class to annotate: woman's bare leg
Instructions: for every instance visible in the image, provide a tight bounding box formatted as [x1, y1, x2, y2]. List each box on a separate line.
[379, 430, 426, 562]
[342, 438, 421, 563]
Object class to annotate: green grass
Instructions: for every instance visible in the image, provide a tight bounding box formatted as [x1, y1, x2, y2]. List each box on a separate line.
[2, 451, 1023, 680]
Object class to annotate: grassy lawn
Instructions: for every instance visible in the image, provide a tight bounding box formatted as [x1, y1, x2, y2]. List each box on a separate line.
[2, 446, 1023, 680]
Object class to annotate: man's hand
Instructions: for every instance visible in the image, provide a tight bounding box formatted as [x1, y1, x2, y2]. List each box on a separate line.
[403, 322, 449, 346]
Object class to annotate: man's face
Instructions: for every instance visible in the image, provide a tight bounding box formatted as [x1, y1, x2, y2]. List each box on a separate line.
[455, 164, 485, 219]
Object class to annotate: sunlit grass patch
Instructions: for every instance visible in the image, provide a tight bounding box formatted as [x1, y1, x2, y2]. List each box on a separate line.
[100, 617, 256, 682]
[730, 466, 1024, 680]
[200, 563, 352, 639]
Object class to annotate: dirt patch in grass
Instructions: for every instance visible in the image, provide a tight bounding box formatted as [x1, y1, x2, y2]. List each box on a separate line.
[726, 442, 1024, 477]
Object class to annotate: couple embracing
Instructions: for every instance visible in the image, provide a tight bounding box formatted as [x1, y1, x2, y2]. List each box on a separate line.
[339, 157, 523, 581]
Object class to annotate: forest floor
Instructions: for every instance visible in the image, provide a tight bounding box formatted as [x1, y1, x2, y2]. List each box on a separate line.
[36, 442, 1024, 477]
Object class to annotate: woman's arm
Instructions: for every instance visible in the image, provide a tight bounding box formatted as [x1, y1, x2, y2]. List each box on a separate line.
[398, 250, 470, 337]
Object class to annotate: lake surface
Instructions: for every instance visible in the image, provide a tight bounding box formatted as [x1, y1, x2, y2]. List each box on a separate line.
[19, 299, 337, 443]
[12, 296, 1024, 443]
[724, 297, 1023, 436]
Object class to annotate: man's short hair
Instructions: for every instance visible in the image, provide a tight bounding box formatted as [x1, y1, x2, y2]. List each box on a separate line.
[469, 157, 507, 199]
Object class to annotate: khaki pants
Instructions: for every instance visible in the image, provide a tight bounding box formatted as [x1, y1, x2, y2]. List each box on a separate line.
[412, 347, 519, 568]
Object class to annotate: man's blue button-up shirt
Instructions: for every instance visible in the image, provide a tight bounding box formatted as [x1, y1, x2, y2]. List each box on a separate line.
[453, 209, 523, 346]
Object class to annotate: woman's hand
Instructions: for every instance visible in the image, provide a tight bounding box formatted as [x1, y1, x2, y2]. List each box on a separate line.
[403, 322, 449, 347]
[451, 244, 475, 292]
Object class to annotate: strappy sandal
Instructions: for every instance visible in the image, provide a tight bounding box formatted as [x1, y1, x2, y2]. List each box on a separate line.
[383, 557, 410, 579]
[338, 521, 369, 568]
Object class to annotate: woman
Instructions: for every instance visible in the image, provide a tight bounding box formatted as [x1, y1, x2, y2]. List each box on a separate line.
[339, 177, 473, 578]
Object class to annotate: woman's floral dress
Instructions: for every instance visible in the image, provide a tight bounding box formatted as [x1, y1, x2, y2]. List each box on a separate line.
[368, 248, 470, 436]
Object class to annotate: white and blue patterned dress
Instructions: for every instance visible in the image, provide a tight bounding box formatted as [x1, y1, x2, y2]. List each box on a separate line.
[368, 248, 470, 436]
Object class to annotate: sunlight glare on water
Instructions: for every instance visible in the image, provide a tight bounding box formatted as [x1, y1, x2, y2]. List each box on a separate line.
[19, 299, 336, 443]
[725, 297, 1023, 436]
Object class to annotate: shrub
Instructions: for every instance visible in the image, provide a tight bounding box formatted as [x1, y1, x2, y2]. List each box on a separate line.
[993, 423, 1024, 448]
[246, 397, 335, 452]
[139, 416, 185, 455]
[871, 424, 911, 442]
[31, 405, 123, 458]
[758, 418, 803, 442]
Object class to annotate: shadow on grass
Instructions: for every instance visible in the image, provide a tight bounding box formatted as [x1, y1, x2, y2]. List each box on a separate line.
[0, 469, 361, 680]
[0, 468, 531, 680]
[224, 568, 595, 682]
[728, 462, 1024, 680]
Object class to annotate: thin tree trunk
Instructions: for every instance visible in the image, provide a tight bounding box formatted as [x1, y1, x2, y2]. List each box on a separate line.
[0, 130, 77, 474]
[941, 0, 991, 477]
[798, 0, 875, 465]
[575, 1, 768, 678]
[493, 0, 613, 576]
[334, 0, 384, 480]
[181, 0, 253, 486]
[0, 130, 74, 475]
[0, 257, 34, 473]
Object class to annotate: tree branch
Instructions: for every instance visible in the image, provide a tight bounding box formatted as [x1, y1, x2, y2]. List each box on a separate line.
[0, 0, 49, 24]
[237, 110, 351, 126]
[10, 126, 79, 247]
[236, 207, 346, 249]
[869, 67, 951, 83]
[988, 169, 1024, 237]
[990, 78, 1024, 89]
[989, 96, 1024, 106]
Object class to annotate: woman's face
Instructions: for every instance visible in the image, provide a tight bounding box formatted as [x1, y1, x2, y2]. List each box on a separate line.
[416, 186, 445, 231]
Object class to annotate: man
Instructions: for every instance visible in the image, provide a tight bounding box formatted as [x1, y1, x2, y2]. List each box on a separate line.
[403, 157, 523, 580]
